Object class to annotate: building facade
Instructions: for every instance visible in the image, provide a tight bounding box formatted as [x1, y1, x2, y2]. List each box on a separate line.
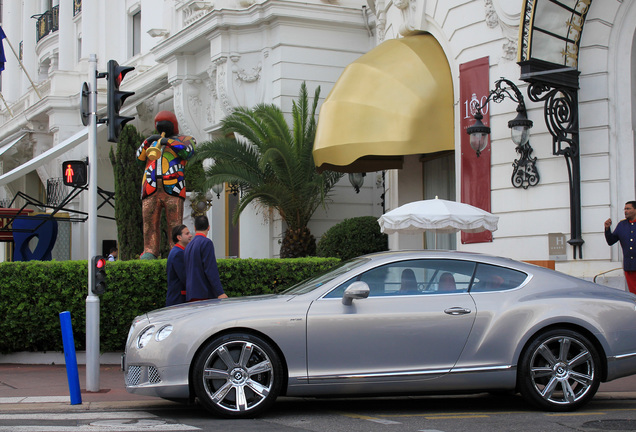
[0, 0, 633, 287]
[0, 0, 381, 260]
[313, 0, 634, 285]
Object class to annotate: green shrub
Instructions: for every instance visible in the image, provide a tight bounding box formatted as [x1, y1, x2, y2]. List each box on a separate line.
[0, 257, 339, 354]
[317, 216, 388, 260]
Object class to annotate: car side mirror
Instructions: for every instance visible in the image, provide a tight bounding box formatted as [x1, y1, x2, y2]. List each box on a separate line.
[342, 281, 370, 305]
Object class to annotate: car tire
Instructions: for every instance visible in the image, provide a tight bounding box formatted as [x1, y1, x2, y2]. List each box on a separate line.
[518, 329, 601, 411]
[192, 333, 284, 418]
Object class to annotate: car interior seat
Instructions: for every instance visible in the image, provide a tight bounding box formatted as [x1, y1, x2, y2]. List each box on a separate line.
[438, 272, 456, 292]
[400, 269, 418, 294]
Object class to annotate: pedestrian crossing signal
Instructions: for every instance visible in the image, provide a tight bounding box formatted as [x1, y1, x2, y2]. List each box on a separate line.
[62, 160, 88, 187]
[92, 255, 107, 295]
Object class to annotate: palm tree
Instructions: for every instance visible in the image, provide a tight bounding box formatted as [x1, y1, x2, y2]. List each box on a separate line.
[194, 83, 343, 258]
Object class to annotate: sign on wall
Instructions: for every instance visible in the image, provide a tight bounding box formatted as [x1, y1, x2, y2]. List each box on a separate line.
[549, 233, 568, 261]
[460, 57, 492, 244]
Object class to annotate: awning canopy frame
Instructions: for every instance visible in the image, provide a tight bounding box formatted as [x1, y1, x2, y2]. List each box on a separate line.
[313, 34, 454, 174]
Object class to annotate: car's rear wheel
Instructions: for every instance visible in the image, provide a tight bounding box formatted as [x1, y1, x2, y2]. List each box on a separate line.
[192, 333, 283, 418]
[518, 329, 600, 411]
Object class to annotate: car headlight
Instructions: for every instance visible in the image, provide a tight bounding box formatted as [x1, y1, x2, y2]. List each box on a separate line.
[155, 325, 173, 342]
[137, 326, 155, 349]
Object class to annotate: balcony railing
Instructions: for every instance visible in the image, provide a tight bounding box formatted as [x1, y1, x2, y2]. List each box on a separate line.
[36, 5, 59, 42]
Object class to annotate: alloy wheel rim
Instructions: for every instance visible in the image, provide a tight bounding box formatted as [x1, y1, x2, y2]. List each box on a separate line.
[202, 340, 274, 412]
[529, 336, 595, 405]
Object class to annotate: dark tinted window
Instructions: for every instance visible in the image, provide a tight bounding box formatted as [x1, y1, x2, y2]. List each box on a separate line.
[470, 263, 528, 292]
[324, 259, 477, 298]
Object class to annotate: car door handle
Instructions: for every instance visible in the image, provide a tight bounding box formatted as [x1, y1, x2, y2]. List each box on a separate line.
[444, 307, 472, 315]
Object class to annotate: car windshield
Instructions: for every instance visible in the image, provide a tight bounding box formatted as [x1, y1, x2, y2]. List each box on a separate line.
[281, 258, 370, 295]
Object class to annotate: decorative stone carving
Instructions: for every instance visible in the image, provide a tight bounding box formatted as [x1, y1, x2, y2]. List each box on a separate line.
[170, 78, 206, 139]
[373, 0, 387, 42]
[178, 1, 214, 26]
[210, 56, 234, 116]
[484, 0, 499, 29]
[136, 96, 157, 122]
[485, 0, 520, 61]
[233, 61, 261, 85]
[502, 37, 517, 61]
[208, 53, 265, 116]
[395, 0, 422, 36]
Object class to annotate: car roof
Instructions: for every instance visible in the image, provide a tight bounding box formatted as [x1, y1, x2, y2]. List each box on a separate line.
[357, 250, 550, 274]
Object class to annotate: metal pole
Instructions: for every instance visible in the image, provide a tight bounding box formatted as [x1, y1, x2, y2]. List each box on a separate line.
[86, 53, 100, 392]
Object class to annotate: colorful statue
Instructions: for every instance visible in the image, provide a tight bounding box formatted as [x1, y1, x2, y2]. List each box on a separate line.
[136, 111, 195, 259]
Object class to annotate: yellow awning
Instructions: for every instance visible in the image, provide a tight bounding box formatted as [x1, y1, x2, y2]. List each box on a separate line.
[313, 34, 454, 173]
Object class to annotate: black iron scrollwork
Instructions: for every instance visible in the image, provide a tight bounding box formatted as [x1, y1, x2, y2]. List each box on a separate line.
[512, 143, 539, 189]
[472, 78, 539, 189]
[527, 82, 583, 258]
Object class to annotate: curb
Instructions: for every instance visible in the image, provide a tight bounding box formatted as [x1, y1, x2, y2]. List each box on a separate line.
[0, 399, 188, 413]
[0, 352, 122, 365]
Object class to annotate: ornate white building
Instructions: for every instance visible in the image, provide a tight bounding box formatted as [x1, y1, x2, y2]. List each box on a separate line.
[0, 0, 382, 260]
[0, 0, 634, 286]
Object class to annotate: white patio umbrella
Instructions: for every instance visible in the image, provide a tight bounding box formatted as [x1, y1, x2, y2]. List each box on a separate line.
[378, 197, 498, 247]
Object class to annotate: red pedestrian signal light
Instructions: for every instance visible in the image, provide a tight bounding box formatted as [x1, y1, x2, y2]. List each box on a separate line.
[91, 255, 107, 295]
[62, 160, 88, 187]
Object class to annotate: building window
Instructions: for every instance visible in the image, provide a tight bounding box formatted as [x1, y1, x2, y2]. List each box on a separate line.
[132, 11, 141, 57]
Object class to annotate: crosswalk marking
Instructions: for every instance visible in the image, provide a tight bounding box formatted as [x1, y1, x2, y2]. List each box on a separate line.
[0, 425, 198, 432]
[0, 412, 155, 420]
[0, 411, 200, 432]
[0, 396, 69, 403]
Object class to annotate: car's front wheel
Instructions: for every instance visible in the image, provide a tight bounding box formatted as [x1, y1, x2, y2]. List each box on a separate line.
[518, 329, 601, 411]
[192, 333, 283, 418]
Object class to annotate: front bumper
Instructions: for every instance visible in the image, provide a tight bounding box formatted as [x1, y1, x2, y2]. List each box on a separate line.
[123, 358, 191, 399]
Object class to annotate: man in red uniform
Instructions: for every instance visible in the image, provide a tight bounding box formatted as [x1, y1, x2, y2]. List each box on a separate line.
[137, 111, 194, 259]
[605, 201, 636, 294]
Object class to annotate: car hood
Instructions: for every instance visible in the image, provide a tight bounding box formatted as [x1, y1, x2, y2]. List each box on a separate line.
[140, 294, 292, 324]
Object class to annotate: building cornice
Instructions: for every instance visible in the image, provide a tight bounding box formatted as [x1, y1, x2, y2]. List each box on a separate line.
[152, 0, 370, 62]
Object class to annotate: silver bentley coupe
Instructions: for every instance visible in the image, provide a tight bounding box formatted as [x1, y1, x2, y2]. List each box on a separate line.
[123, 250, 636, 418]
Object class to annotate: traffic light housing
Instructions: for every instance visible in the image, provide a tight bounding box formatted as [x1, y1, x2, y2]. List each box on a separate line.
[62, 160, 88, 187]
[106, 60, 135, 143]
[92, 255, 107, 295]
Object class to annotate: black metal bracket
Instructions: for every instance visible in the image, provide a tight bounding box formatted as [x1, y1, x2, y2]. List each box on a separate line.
[521, 59, 584, 259]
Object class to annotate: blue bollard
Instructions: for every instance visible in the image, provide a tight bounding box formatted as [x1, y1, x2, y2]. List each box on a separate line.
[59, 311, 82, 405]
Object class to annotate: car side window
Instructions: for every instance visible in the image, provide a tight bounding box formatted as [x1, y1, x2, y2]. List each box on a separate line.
[324, 259, 477, 298]
[470, 263, 528, 292]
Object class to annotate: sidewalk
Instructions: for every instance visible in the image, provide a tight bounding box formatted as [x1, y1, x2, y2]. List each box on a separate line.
[1, 362, 635, 413]
[0, 363, 184, 412]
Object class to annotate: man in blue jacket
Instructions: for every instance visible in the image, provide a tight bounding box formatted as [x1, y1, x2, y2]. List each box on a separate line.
[605, 201, 636, 294]
[184, 215, 228, 301]
[166, 224, 192, 306]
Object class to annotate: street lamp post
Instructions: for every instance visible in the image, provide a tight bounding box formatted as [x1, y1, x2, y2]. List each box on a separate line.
[466, 78, 539, 189]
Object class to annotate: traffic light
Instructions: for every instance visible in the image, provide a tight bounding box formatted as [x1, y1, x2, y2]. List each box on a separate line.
[62, 160, 88, 187]
[106, 60, 135, 143]
[92, 255, 107, 295]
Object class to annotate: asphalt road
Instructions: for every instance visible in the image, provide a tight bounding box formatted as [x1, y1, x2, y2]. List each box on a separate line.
[3, 394, 636, 432]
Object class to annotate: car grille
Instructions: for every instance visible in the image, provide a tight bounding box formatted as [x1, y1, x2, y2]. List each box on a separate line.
[125, 365, 162, 386]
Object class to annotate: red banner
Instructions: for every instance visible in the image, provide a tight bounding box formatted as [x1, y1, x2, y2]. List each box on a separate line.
[460, 57, 492, 244]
